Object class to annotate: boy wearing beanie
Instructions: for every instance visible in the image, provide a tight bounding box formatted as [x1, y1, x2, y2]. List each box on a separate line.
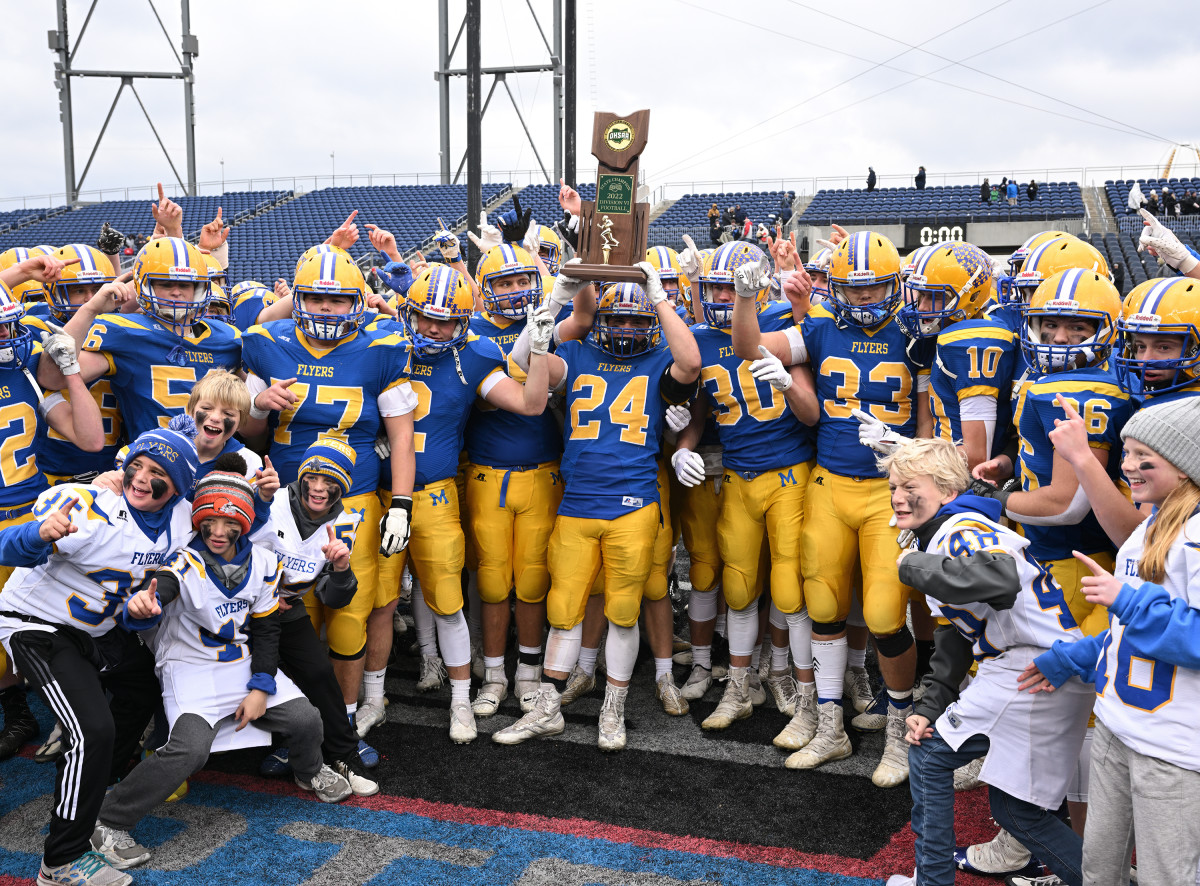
[90, 452, 352, 874]
[0, 425, 199, 886]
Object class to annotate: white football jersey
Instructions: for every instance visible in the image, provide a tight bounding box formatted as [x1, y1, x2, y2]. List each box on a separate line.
[1098, 512, 1200, 772]
[925, 512, 1085, 658]
[0, 485, 193, 647]
[250, 495, 360, 601]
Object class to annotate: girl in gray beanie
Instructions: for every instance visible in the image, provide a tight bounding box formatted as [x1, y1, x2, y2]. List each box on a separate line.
[1027, 393, 1200, 886]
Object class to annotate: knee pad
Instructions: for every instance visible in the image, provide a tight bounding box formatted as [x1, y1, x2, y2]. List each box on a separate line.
[725, 602, 761, 657]
[545, 623, 583, 675]
[811, 619, 847, 638]
[874, 625, 914, 659]
[688, 588, 719, 623]
[433, 610, 472, 668]
[603, 623, 639, 682]
[768, 601, 787, 631]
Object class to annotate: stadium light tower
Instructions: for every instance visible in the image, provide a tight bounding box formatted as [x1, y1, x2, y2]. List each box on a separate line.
[1161, 143, 1200, 180]
[49, 0, 199, 204]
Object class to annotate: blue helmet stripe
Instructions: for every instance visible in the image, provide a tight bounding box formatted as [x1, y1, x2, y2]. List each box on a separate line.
[914, 245, 939, 276]
[1054, 268, 1083, 301]
[170, 237, 186, 268]
[1142, 278, 1174, 316]
[320, 251, 336, 282]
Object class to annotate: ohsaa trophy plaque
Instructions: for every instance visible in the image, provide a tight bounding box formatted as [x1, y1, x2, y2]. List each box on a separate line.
[572, 110, 651, 284]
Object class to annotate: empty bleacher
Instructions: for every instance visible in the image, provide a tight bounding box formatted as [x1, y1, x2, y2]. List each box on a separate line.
[0, 206, 69, 237]
[487, 183, 596, 227]
[799, 183, 1084, 226]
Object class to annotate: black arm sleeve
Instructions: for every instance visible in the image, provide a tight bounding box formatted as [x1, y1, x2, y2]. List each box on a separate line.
[898, 550, 1020, 611]
[247, 608, 281, 678]
[914, 625, 975, 723]
[314, 566, 358, 610]
[659, 363, 698, 406]
[151, 570, 182, 606]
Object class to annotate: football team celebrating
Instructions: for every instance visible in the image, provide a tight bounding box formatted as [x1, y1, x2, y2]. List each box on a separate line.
[0, 179, 1198, 886]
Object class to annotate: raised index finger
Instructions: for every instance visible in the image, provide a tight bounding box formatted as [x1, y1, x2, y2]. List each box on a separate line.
[1071, 549, 1106, 575]
[157, 182, 165, 203]
[59, 496, 80, 514]
[278, 377, 298, 389]
[327, 524, 335, 542]
[342, 210, 358, 227]
[1054, 393, 1082, 421]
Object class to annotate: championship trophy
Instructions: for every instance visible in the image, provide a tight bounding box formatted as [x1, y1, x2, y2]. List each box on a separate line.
[570, 110, 651, 284]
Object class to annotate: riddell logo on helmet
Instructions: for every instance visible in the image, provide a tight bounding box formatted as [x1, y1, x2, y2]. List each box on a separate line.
[1127, 312, 1162, 328]
[847, 270, 878, 283]
[1046, 299, 1080, 310]
[169, 267, 197, 278]
[313, 279, 341, 290]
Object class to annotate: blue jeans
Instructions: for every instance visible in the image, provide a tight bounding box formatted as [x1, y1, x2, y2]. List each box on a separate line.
[990, 785, 1082, 886]
[908, 729, 991, 886]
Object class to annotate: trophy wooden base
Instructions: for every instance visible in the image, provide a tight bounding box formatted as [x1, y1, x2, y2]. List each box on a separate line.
[566, 263, 648, 284]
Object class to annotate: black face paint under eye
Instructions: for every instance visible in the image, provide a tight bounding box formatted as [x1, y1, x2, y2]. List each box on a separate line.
[200, 522, 212, 541]
[195, 409, 210, 427]
[150, 478, 168, 499]
[223, 417, 235, 435]
[906, 493, 925, 514]
[1138, 462, 1155, 473]
[122, 464, 137, 489]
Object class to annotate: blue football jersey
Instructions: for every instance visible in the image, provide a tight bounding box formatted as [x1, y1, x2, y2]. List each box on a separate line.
[801, 306, 923, 478]
[231, 290, 277, 331]
[82, 313, 242, 439]
[929, 319, 1018, 458]
[556, 338, 679, 519]
[409, 334, 508, 487]
[464, 312, 561, 468]
[241, 321, 412, 496]
[694, 324, 814, 472]
[0, 350, 49, 509]
[1013, 366, 1136, 561]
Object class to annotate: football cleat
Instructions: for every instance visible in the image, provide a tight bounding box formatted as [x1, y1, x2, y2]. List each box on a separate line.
[559, 666, 596, 707]
[597, 684, 628, 752]
[90, 824, 151, 870]
[355, 698, 387, 737]
[37, 852, 132, 886]
[0, 685, 39, 760]
[784, 701, 852, 769]
[955, 828, 1034, 875]
[701, 668, 753, 730]
[449, 700, 477, 744]
[416, 654, 447, 692]
[655, 673, 689, 716]
[747, 670, 767, 706]
[492, 686, 565, 745]
[844, 666, 874, 714]
[954, 755, 985, 791]
[851, 687, 889, 732]
[766, 671, 799, 716]
[470, 640, 485, 681]
[680, 664, 713, 700]
[472, 668, 509, 717]
[871, 704, 911, 788]
[296, 764, 353, 803]
[773, 682, 818, 750]
[515, 666, 543, 712]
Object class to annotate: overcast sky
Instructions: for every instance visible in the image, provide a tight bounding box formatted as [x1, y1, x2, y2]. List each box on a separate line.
[3, 0, 1198, 207]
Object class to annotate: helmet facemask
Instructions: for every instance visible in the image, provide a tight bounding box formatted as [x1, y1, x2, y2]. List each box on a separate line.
[294, 289, 365, 341]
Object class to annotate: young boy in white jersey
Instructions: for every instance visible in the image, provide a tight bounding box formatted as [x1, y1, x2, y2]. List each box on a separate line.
[881, 438, 1093, 886]
[89, 455, 353, 874]
[1027, 395, 1200, 886]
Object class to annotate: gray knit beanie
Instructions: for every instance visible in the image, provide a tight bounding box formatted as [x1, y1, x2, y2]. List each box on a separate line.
[1121, 397, 1200, 485]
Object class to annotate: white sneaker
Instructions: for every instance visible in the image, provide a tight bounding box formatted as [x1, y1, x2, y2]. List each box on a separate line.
[492, 685, 565, 745]
[296, 763, 353, 803]
[954, 755, 985, 791]
[38, 853, 131, 886]
[747, 670, 767, 706]
[701, 668, 753, 730]
[355, 698, 387, 737]
[332, 758, 380, 797]
[885, 872, 916, 886]
[844, 666, 874, 713]
[449, 700, 477, 744]
[597, 684, 628, 751]
[671, 647, 693, 665]
[90, 824, 150, 870]
[773, 683, 817, 750]
[655, 673, 689, 716]
[416, 654, 446, 691]
[766, 671, 799, 715]
[872, 704, 911, 788]
[471, 667, 508, 717]
[955, 827, 1032, 875]
[680, 664, 713, 700]
[1005, 873, 1064, 886]
[559, 666, 595, 707]
[785, 701, 852, 769]
[514, 666, 542, 712]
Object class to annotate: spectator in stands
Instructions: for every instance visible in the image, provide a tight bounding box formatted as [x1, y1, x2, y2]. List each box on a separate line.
[866, 167, 877, 191]
[980, 179, 991, 203]
[707, 203, 720, 227]
[991, 184, 1001, 202]
[1164, 187, 1178, 216]
[721, 206, 733, 227]
[708, 212, 722, 247]
[733, 204, 747, 227]
[1006, 180, 1019, 206]
[779, 192, 794, 224]
[1183, 189, 1199, 216]
[1127, 181, 1146, 214]
[1000, 176, 1008, 188]
[915, 166, 926, 190]
[1147, 190, 1160, 215]
[1027, 180, 1039, 201]
[1112, 260, 1125, 294]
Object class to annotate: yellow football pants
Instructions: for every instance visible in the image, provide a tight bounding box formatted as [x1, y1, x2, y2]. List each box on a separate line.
[547, 504, 661, 629]
[1046, 553, 1114, 638]
[303, 491, 382, 658]
[719, 461, 810, 613]
[801, 467, 910, 636]
[680, 478, 722, 594]
[376, 478, 466, 617]
[465, 462, 563, 605]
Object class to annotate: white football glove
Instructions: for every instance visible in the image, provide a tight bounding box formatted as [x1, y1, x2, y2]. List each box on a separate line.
[465, 211, 503, 255]
[635, 261, 668, 305]
[665, 403, 692, 433]
[850, 407, 912, 456]
[432, 224, 460, 261]
[379, 496, 412, 556]
[749, 345, 791, 391]
[39, 323, 79, 376]
[373, 432, 391, 460]
[733, 255, 772, 299]
[549, 257, 589, 307]
[670, 448, 706, 487]
[528, 302, 555, 356]
[1137, 208, 1199, 274]
[523, 222, 542, 258]
[678, 234, 702, 279]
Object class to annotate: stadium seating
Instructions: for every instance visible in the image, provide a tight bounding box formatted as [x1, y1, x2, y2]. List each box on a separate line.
[1087, 229, 1198, 297]
[487, 183, 596, 228]
[654, 191, 791, 228]
[0, 206, 68, 236]
[799, 183, 1084, 226]
[0, 192, 288, 253]
[1105, 177, 1200, 238]
[224, 184, 509, 286]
